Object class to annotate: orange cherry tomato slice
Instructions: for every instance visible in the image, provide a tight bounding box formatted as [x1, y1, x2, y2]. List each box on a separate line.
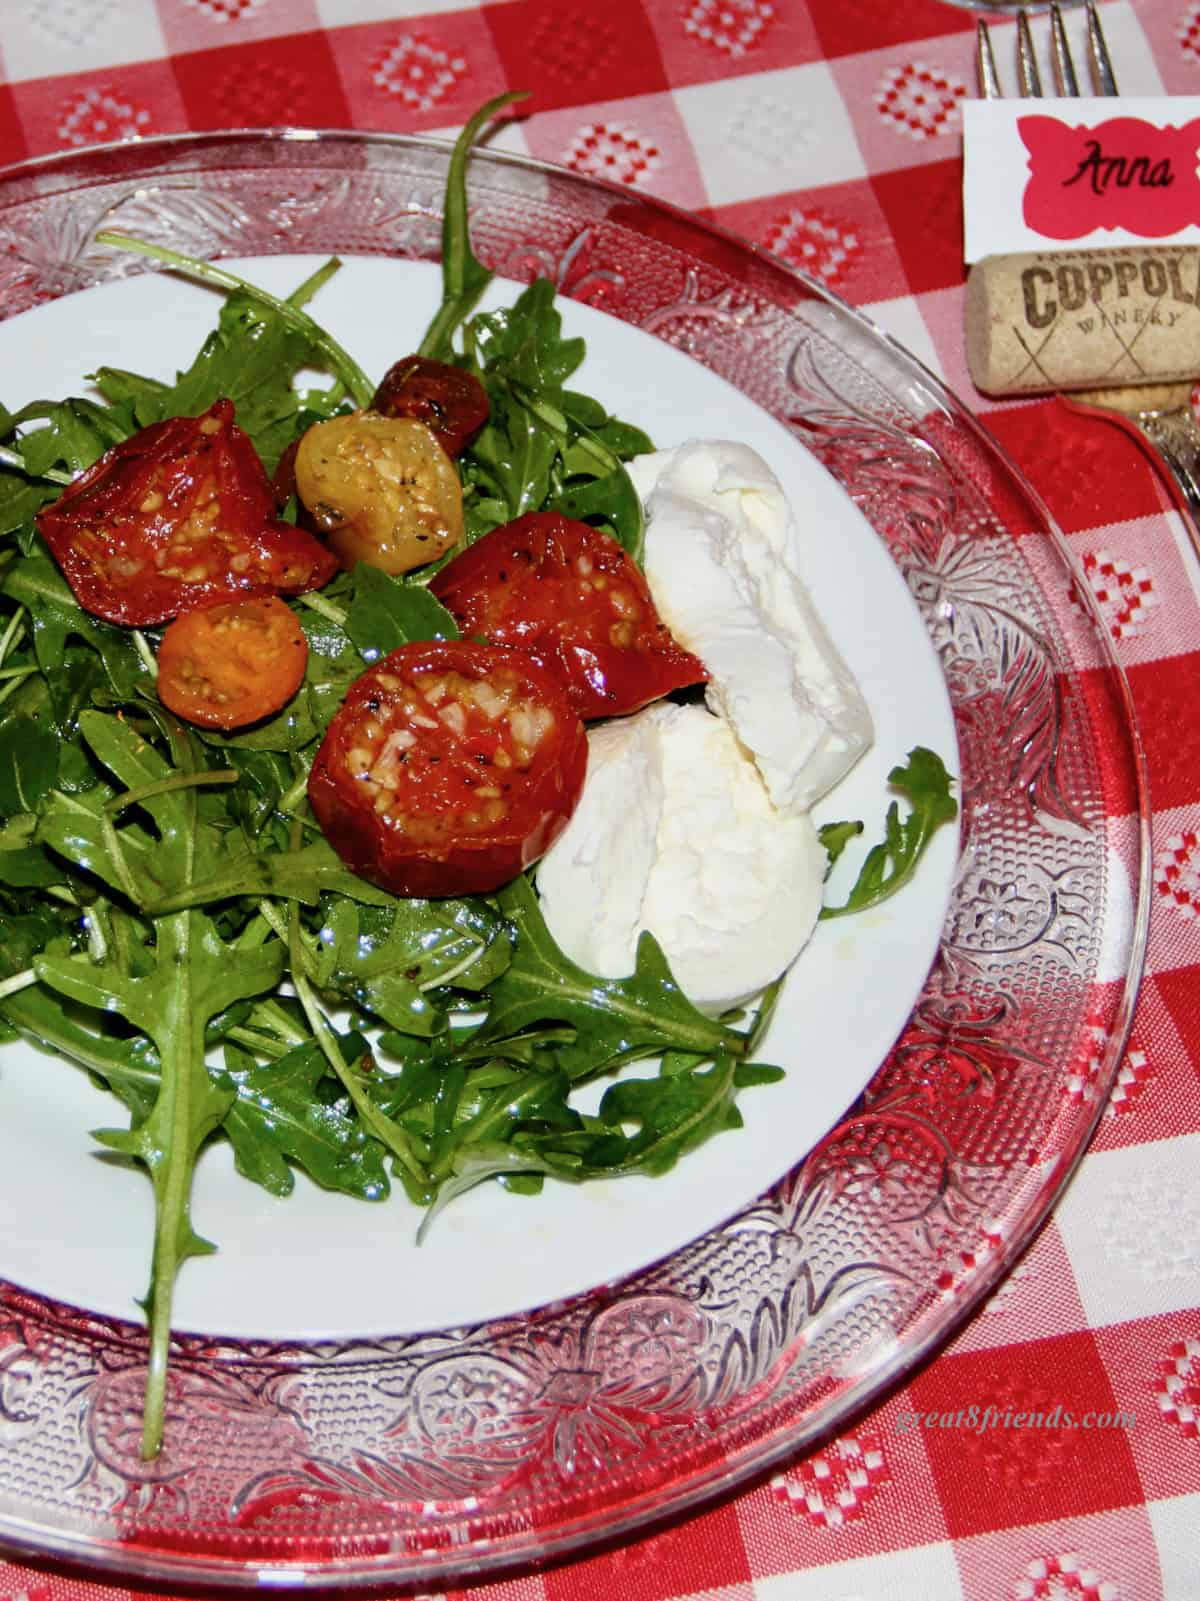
[156, 595, 309, 730]
[308, 640, 587, 899]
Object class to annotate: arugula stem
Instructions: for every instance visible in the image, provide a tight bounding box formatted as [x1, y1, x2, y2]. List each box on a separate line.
[94, 233, 376, 409]
[286, 257, 343, 311]
[511, 383, 620, 476]
[0, 665, 37, 684]
[285, 908, 429, 1188]
[0, 605, 26, 668]
[297, 590, 347, 626]
[248, 997, 309, 1048]
[225, 1025, 292, 1061]
[0, 442, 73, 486]
[0, 968, 37, 1001]
[277, 771, 310, 816]
[104, 768, 239, 818]
[0, 670, 37, 713]
[418, 91, 529, 360]
[132, 630, 158, 680]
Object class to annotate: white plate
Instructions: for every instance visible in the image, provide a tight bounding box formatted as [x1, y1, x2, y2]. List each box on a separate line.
[0, 257, 958, 1338]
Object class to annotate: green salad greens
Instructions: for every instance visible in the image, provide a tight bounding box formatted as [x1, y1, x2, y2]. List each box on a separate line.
[0, 96, 955, 1459]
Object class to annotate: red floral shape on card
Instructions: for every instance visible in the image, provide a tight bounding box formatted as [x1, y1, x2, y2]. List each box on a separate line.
[1020, 114, 1200, 239]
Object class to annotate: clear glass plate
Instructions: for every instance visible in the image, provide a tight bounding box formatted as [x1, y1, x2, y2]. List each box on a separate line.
[0, 130, 1149, 1590]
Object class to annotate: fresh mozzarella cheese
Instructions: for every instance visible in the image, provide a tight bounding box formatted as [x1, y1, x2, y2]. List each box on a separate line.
[535, 702, 827, 1016]
[626, 440, 873, 813]
[534, 706, 666, 980]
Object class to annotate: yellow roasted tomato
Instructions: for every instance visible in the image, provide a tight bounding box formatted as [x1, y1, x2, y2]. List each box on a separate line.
[293, 411, 464, 576]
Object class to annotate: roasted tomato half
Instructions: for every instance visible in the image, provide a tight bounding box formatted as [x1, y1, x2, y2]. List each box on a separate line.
[308, 640, 587, 899]
[429, 512, 708, 720]
[372, 355, 489, 458]
[156, 595, 309, 730]
[36, 399, 338, 627]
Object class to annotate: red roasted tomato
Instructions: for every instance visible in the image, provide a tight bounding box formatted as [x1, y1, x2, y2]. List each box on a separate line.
[37, 399, 338, 627]
[371, 355, 490, 458]
[428, 512, 708, 720]
[308, 640, 587, 899]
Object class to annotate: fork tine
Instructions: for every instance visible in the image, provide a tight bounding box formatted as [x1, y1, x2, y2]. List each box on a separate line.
[1049, 2, 1081, 96]
[976, 19, 1002, 100]
[1017, 12, 1043, 96]
[1086, 0, 1119, 95]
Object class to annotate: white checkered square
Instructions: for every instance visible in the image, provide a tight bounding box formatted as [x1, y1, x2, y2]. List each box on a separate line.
[673, 63, 866, 208]
[0, 0, 167, 81]
[1055, 1134, 1200, 1328]
[1149, 1493, 1200, 1599]
[315, 0, 511, 21]
[754, 1540, 963, 1601]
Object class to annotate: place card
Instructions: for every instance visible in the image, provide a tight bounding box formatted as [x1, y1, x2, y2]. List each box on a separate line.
[962, 97, 1200, 264]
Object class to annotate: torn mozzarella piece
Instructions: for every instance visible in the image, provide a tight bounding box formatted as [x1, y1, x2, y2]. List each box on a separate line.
[535, 702, 826, 1015]
[627, 440, 873, 812]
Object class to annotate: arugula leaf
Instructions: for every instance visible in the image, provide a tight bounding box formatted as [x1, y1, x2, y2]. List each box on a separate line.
[474, 875, 744, 1077]
[95, 292, 352, 476]
[3, 546, 151, 700]
[590, 1055, 743, 1175]
[0, 713, 59, 817]
[819, 746, 958, 920]
[345, 564, 460, 658]
[141, 835, 399, 915]
[93, 235, 376, 416]
[36, 910, 285, 1458]
[222, 1035, 390, 1201]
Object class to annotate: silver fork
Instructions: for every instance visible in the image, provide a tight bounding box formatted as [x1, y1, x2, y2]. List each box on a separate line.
[976, 5, 1200, 556]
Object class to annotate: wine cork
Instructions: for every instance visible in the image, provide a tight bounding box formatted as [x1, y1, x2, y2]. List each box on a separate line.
[966, 247, 1200, 397]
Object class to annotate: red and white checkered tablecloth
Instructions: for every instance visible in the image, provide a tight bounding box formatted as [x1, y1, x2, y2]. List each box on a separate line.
[1, 1, 1198, 1598]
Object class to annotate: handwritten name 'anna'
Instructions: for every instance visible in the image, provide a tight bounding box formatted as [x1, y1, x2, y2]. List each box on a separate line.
[1062, 138, 1175, 197]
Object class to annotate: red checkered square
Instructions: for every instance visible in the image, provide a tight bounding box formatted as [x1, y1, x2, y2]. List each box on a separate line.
[1093, 1313, 1200, 1504]
[325, 11, 508, 135]
[641, 0, 824, 89]
[1149, 967, 1200, 1093]
[10, 62, 184, 157]
[870, 160, 968, 296]
[1125, 653, 1200, 814]
[1062, 518, 1200, 674]
[711, 177, 903, 306]
[808, 0, 972, 59]
[543, 1499, 752, 1601]
[953, 1506, 1165, 1601]
[485, 0, 670, 115]
[0, 83, 29, 166]
[171, 31, 350, 131]
[981, 404, 1170, 538]
[905, 1332, 1144, 1538]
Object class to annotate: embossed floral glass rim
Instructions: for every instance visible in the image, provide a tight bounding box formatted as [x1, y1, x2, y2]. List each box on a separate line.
[0, 131, 1149, 1590]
